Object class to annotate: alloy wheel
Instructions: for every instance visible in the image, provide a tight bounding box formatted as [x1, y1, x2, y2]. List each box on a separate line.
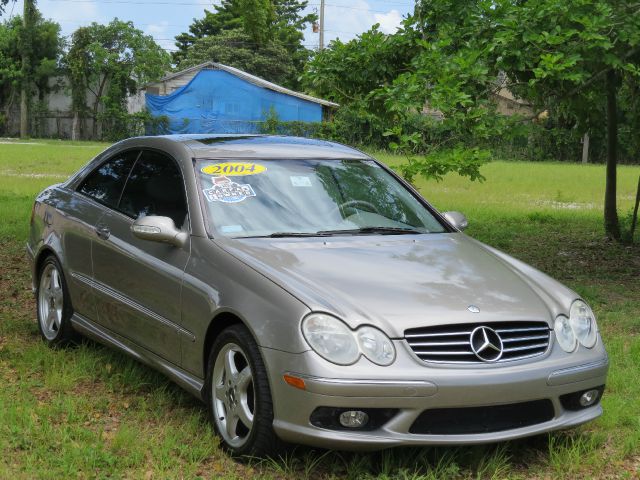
[38, 263, 64, 340]
[212, 343, 255, 448]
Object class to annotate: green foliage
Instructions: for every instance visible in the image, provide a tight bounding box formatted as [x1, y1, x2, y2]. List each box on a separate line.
[0, 13, 63, 132]
[302, 13, 500, 183]
[302, 26, 417, 106]
[173, 0, 243, 64]
[178, 29, 297, 87]
[99, 110, 169, 142]
[398, 147, 490, 184]
[489, 0, 640, 135]
[65, 19, 171, 139]
[174, 0, 315, 88]
[303, 0, 640, 240]
[238, 0, 274, 45]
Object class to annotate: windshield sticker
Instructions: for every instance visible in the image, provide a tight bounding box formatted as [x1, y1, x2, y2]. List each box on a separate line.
[290, 175, 312, 187]
[201, 162, 266, 177]
[203, 176, 256, 203]
[220, 225, 244, 234]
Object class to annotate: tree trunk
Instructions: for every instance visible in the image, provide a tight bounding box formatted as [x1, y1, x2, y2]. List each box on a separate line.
[20, 88, 28, 138]
[92, 75, 108, 140]
[19, 0, 33, 139]
[71, 112, 79, 141]
[630, 175, 640, 242]
[604, 69, 621, 240]
[581, 132, 589, 164]
[92, 99, 100, 140]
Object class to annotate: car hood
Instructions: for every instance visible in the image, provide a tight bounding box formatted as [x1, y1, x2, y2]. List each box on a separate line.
[216, 233, 564, 337]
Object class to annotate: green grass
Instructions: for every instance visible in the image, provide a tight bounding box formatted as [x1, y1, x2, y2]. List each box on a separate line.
[1, 140, 639, 479]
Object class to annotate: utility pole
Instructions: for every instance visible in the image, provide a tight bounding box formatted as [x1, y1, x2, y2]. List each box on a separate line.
[20, 0, 34, 138]
[319, 0, 325, 50]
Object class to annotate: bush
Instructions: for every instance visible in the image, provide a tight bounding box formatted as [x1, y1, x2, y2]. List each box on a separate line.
[99, 110, 169, 141]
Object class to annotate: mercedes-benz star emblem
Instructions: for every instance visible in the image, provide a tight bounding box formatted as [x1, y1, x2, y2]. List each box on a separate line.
[467, 305, 480, 313]
[470, 326, 503, 362]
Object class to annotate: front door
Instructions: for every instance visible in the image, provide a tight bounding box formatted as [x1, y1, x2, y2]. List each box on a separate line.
[91, 150, 191, 365]
[71, 149, 141, 321]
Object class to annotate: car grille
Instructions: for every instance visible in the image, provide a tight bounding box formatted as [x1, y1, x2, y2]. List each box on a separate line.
[404, 321, 551, 363]
[409, 399, 555, 434]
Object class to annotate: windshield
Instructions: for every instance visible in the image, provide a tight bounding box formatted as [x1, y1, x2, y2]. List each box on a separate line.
[196, 158, 447, 238]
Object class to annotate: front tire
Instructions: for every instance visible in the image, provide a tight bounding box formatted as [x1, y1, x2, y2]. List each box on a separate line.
[36, 256, 77, 346]
[205, 324, 283, 458]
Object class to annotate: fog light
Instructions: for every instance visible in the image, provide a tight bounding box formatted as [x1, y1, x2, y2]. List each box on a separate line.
[310, 407, 398, 431]
[339, 410, 369, 428]
[579, 389, 599, 407]
[560, 385, 604, 411]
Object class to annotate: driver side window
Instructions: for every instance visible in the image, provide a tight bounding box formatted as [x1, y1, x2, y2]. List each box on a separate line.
[78, 150, 139, 208]
[119, 150, 188, 229]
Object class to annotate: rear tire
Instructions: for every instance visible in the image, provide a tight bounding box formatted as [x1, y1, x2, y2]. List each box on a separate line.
[204, 324, 284, 458]
[36, 255, 77, 346]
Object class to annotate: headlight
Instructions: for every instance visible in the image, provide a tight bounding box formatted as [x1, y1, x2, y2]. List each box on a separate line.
[554, 315, 576, 352]
[356, 326, 396, 366]
[302, 314, 360, 365]
[570, 300, 598, 348]
[302, 314, 396, 366]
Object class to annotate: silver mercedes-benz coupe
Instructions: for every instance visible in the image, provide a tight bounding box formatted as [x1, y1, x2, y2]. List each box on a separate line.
[28, 134, 608, 457]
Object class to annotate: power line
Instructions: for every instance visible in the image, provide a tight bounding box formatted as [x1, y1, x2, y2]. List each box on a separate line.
[47, 0, 219, 4]
[53, 18, 187, 28]
[46, 0, 404, 13]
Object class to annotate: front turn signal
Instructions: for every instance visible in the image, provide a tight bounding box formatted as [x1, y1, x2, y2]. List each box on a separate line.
[283, 374, 306, 390]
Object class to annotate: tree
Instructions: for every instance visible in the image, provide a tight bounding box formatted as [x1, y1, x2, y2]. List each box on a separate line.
[0, 12, 63, 135]
[303, 10, 501, 181]
[305, 0, 640, 240]
[302, 27, 417, 106]
[238, 0, 275, 45]
[174, 0, 316, 87]
[66, 19, 170, 139]
[179, 29, 296, 86]
[485, 0, 640, 240]
[173, 0, 243, 63]
[0, 0, 13, 16]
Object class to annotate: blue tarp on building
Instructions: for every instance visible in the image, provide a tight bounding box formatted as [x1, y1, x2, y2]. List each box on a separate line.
[145, 69, 323, 134]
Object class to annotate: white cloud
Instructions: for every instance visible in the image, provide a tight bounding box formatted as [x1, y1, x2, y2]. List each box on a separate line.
[373, 9, 402, 34]
[145, 21, 175, 51]
[304, 0, 407, 47]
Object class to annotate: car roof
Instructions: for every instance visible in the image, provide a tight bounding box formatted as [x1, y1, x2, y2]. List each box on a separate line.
[144, 134, 372, 160]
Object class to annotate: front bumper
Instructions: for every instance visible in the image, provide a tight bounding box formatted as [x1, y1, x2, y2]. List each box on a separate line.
[262, 338, 609, 451]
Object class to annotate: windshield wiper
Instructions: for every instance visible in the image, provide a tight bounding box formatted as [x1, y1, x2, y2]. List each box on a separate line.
[241, 226, 424, 239]
[243, 231, 333, 238]
[316, 226, 424, 235]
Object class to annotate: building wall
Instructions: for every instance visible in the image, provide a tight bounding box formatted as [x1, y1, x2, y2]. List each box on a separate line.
[2, 75, 124, 139]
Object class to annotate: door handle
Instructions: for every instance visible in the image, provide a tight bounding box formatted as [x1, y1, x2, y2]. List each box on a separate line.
[96, 224, 110, 240]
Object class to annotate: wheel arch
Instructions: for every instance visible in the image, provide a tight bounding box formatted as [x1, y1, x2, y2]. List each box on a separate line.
[202, 310, 247, 375]
[34, 245, 60, 278]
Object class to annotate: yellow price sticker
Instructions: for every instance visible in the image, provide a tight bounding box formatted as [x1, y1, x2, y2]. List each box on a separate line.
[201, 162, 266, 176]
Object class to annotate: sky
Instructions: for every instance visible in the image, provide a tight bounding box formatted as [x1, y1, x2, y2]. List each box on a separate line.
[6, 0, 415, 54]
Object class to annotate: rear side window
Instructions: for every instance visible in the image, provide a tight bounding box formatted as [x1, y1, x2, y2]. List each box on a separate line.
[119, 151, 188, 229]
[78, 151, 139, 208]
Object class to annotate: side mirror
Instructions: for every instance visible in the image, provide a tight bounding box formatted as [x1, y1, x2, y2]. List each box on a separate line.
[131, 215, 188, 247]
[443, 211, 469, 231]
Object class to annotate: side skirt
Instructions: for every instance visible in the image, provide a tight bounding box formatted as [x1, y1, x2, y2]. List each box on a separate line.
[71, 313, 205, 401]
